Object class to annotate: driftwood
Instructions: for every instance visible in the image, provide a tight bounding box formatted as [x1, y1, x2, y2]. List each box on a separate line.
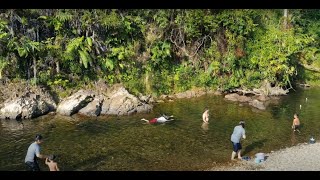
[297, 83, 310, 88]
[298, 62, 320, 73]
[232, 88, 262, 96]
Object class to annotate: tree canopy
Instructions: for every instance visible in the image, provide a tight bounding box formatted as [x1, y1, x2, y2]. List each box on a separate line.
[0, 9, 319, 96]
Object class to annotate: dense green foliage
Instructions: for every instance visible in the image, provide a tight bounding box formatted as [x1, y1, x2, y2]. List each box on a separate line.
[0, 9, 319, 95]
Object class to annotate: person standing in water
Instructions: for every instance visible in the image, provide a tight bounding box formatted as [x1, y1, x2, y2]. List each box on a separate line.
[202, 107, 209, 123]
[292, 113, 300, 133]
[25, 134, 48, 171]
[231, 121, 246, 160]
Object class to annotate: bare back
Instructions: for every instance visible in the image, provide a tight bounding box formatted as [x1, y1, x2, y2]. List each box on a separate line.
[202, 110, 209, 123]
[293, 117, 300, 126]
[46, 161, 59, 171]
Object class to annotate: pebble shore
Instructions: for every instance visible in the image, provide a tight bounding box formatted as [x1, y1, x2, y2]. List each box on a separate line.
[212, 142, 320, 171]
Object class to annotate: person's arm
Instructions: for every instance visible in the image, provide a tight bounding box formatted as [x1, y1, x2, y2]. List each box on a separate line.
[242, 129, 246, 139]
[292, 119, 296, 128]
[35, 146, 47, 159]
[45, 158, 49, 165]
[206, 111, 209, 122]
[55, 163, 60, 171]
[36, 153, 48, 159]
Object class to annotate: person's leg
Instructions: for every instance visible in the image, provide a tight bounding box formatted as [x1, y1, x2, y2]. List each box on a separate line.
[231, 151, 237, 160]
[25, 161, 40, 171]
[237, 150, 242, 159]
[237, 143, 243, 159]
[25, 162, 33, 171]
[33, 161, 40, 171]
[231, 142, 238, 160]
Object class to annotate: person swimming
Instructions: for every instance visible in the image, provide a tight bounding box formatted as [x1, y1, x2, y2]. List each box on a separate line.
[141, 114, 174, 124]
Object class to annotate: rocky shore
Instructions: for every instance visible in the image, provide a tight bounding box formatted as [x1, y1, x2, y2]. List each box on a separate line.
[213, 142, 320, 171]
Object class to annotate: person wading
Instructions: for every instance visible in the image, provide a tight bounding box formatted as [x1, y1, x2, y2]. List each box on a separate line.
[230, 121, 246, 160]
[25, 134, 48, 171]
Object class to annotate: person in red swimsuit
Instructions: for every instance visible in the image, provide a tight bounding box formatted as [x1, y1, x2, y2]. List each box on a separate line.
[141, 114, 174, 124]
[148, 118, 158, 124]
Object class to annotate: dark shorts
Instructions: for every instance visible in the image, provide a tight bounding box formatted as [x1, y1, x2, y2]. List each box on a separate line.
[232, 142, 242, 152]
[25, 161, 40, 171]
[294, 125, 300, 130]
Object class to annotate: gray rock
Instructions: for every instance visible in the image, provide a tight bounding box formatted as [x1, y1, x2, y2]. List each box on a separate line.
[78, 95, 104, 116]
[0, 93, 50, 120]
[56, 90, 95, 116]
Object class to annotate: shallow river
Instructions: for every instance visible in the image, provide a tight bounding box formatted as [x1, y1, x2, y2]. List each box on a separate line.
[0, 87, 319, 171]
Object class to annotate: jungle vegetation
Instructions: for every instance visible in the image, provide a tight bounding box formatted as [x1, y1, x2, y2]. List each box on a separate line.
[0, 9, 320, 97]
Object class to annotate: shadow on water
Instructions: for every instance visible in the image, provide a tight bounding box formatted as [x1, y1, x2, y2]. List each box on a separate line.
[242, 139, 268, 155]
[74, 154, 110, 171]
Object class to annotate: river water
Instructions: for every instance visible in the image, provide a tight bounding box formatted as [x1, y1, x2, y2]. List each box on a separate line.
[0, 87, 319, 171]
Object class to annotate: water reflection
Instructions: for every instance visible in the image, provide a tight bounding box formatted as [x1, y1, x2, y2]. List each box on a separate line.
[201, 122, 209, 131]
[1, 119, 25, 131]
[1, 87, 320, 170]
[291, 131, 297, 145]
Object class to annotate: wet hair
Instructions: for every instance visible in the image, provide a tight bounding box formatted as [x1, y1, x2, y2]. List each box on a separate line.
[48, 154, 56, 161]
[35, 134, 43, 141]
[239, 121, 245, 128]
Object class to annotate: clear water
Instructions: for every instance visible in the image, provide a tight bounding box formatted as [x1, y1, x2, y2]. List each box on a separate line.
[0, 87, 319, 171]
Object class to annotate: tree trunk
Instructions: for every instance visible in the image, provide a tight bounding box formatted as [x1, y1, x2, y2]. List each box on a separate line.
[56, 61, 60, 74]
[145, 71, 151, 93]
[33, 57, 37, 86]
[283, 9, 288, 29]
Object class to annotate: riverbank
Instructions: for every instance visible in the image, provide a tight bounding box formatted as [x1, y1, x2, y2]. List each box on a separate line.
[212, 142, 320, 171]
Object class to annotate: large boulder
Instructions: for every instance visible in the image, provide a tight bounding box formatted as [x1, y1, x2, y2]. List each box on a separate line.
[0, 93, 50, 120]
[225, 93, 267, 110]
[78, 95, 104, 116]
[56, 90, 95, 116]
[174, 89, 206, 99]
[225, 93, 252, 103]
[100, 85, 152, 116]
[253, 80, 289, 96]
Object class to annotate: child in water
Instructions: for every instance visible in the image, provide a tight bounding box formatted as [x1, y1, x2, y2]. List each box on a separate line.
[45, 154, 60, 171]
[292, 113, 300, 133]
[202, 107, 209, 123]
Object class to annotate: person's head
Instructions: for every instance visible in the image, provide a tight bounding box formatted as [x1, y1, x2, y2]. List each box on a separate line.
[205, 107, 209, 112]
[35, 134, 43, 144]
[239, 121, 245, 128]
[294, 113, 299, 118]
[48, 154, 56, 162]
